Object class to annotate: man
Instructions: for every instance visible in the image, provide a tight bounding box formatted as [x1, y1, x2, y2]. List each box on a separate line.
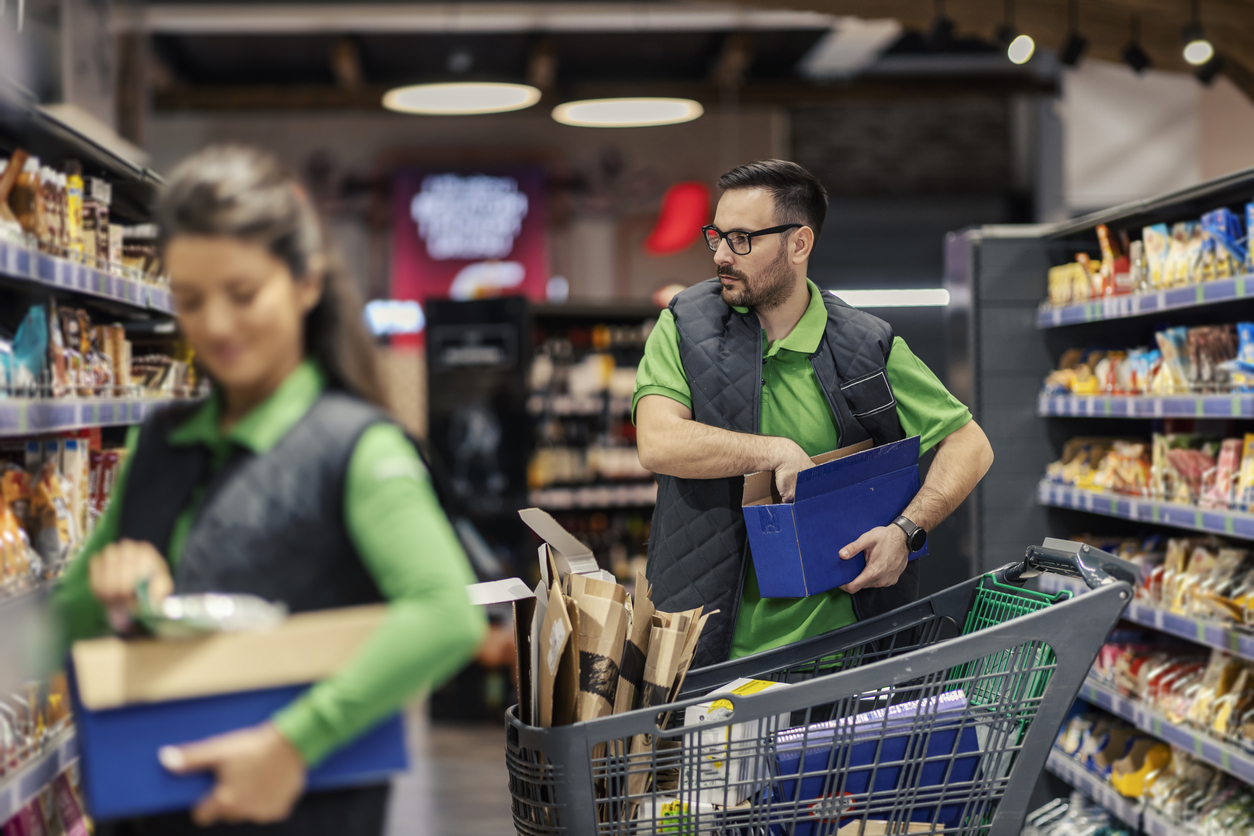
[634, 159, 994, 669]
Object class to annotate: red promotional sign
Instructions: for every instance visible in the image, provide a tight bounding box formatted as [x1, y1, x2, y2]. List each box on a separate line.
[390, 166, 549, 346]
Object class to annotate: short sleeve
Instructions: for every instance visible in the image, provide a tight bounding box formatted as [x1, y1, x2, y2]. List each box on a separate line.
[632, 309, 693, 423]
[886, 337, 972, 454]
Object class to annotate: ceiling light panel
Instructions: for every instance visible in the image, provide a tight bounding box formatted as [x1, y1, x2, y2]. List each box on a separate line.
[552, 98, 703, 128]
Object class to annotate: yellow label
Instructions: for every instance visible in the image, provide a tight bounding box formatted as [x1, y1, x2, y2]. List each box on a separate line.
[729, 679, 778, 696]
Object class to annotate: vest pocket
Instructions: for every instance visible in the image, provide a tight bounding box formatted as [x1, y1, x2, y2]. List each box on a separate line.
[840, 370, 896, 418]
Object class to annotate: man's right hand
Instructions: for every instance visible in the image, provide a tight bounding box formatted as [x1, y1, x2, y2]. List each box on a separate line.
[772, 438, 815, 502]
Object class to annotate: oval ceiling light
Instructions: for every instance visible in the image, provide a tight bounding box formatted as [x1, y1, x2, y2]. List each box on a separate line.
[1183, 38, 1214, 66]
[1007, 34, 1036, 64]
[552, 98, 704, 128]
[382, 82, 541, 115]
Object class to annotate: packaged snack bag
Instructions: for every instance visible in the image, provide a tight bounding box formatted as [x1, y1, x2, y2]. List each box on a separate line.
[1142, 224, 1169, 288]
[1237, 433, 1254, 510]
[28, 461, 72, 565]
[1201, 438, 1243, 509]
[1153, 327, 1190, 394]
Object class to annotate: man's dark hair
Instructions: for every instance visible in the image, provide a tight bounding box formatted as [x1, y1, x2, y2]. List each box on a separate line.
[717, 159, 829, 237]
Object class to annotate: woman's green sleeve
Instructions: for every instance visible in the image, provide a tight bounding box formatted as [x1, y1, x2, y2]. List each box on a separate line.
[270, 423, 486, 766]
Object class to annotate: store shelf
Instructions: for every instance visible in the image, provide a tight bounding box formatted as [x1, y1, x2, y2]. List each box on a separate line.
[1036, 274, 1254, 329]
[0, 398, 186, 437]
[1037, 480, 1254, 540]
[1038, 574, 1254, 663]
[526, 394, 632, 417]
[528, 482, 657, 510]
[1078, 677, 1254, 785]
[1044, 749, 1143, 826]
[1140, 806, 1183, 836]
[0, 240, 173, 315]
[0, 727, 77, 824]
[1038, 392, 1254, 419]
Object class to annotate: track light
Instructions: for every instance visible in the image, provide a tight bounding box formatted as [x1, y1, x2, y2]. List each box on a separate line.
[1195, 53, 1223, 85]
[1060, 34, 1088, 67]
[1182, 0, 1214, 66]
[1059, 0, 1087, 67]
[1123, 15, 1151, 74]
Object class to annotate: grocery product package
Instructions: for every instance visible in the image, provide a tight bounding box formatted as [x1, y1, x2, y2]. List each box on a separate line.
[772, 690, 980, 834]
[681, 678, 791, 807]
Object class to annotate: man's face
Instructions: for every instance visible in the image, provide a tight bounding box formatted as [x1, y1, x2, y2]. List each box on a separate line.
[711, 188, 796, 311]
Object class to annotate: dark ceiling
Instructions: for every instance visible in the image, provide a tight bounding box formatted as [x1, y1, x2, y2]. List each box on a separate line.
[151, 29, 829, 88]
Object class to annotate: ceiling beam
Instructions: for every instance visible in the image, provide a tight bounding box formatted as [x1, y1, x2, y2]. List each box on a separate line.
[137, 3, 838, 35]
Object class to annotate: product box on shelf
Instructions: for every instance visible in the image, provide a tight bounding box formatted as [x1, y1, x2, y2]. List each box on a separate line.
[742, 436, 925, 598]
[68, 605, 406, 821]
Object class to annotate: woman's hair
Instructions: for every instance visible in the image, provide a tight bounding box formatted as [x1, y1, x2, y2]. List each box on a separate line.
[154, 144, 388, 409]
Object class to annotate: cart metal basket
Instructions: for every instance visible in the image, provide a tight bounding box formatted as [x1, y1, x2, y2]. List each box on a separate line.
[506, 542, 1134, 836]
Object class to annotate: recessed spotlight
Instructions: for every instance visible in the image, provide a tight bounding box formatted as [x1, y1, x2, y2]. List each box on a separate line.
[382, 82, 541, 116]
[552, 98, 704, 128]
[1008, 34, 1035, 64]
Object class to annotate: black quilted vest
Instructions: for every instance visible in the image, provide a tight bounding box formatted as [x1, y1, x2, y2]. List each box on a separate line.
[116, 392, 388, 613]
[647, 278, 916, 667]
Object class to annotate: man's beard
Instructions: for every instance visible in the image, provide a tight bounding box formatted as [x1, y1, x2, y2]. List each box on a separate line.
[719, 246, 794, 311]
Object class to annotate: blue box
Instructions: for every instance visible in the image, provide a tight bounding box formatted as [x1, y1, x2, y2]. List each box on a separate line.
[66, 604, 408, 822]
[741, 436, 926, 598]
[69, 677, 407, 821]
[772, 699, 981, 833]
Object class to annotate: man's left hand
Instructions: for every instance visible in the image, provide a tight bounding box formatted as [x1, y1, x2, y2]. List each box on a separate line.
[839, 524, 909, 594]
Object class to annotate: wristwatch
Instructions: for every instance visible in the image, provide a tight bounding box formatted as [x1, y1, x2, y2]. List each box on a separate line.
[891, 515, 927, 553]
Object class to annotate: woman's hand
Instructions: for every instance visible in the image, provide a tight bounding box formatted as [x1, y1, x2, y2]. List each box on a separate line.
[88, 539, 173, 633]
[159, 723, 307, 826]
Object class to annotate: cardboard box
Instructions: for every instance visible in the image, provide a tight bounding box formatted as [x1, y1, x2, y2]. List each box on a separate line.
[772, 691, 980, 834]
[69, 605, 407, 821]
[742, 436, 927, 599]
[682, 677, 791, 806]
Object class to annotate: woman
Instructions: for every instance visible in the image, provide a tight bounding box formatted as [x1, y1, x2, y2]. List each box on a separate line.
[51, 146, 486, 834]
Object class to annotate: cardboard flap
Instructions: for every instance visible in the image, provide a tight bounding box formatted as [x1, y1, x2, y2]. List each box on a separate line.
[519, 508, 600, 577]
[795, 436, 920, 503]
[72, 605, 388, 711]
[741, 438, 873, 506]
[467, 577, 536, 606]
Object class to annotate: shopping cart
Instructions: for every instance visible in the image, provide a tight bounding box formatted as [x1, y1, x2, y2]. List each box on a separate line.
[506, 541, 1135, 836]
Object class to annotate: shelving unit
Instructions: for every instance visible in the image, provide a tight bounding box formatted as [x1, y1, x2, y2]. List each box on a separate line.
[527, 482, 657, 511]
[1037, 574, 1254, 662]
[0, 397, 184, 437]
[1078, 677, 1254, 784]
[1036, 274, 1254, 328]
[0, 727, 77, 824]
[0, 239, 173, 315]
[0, 83, 172, 828]
[1044, 749, 1143, 826]
[946, 166, 1254, 832]
[1037, 481, 1254, 540]
[1038, 392, 1254, 419]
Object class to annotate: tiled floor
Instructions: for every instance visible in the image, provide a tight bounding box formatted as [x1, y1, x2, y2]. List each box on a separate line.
[385, 707, 514, 836]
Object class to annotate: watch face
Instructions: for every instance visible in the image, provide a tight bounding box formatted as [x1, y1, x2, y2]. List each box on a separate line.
[909, 528, 927, 552]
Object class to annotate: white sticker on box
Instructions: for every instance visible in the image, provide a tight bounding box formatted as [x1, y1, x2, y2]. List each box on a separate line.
[547, 618, 568, 673]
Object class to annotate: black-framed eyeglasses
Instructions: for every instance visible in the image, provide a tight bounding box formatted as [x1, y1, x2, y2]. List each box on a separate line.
[702, 223, 802, 256]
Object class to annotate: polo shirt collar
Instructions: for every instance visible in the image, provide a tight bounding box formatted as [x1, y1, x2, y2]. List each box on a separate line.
[758, 279, 826, 358]
[167, 360, 326, 454]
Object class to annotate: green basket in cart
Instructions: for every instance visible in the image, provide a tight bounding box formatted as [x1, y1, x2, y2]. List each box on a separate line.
[954, 574, 1075, 718]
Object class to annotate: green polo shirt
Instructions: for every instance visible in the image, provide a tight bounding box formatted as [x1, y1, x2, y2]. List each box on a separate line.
[633, 280, 971, 659]
[52, 361, 485, 765]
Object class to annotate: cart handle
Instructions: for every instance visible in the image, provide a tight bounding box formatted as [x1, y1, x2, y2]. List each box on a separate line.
[1002, 541, 1137, 590]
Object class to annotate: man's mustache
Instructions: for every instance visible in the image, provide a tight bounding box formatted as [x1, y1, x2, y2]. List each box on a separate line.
[718, 269, 748, 282]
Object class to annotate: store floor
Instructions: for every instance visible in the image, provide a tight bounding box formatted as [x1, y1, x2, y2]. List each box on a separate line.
[385, 706, 513, 835]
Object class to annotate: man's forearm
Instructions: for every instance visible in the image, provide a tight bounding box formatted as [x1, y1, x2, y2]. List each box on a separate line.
[902, 419, 994, 531]
[637, 407, 788, 480]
